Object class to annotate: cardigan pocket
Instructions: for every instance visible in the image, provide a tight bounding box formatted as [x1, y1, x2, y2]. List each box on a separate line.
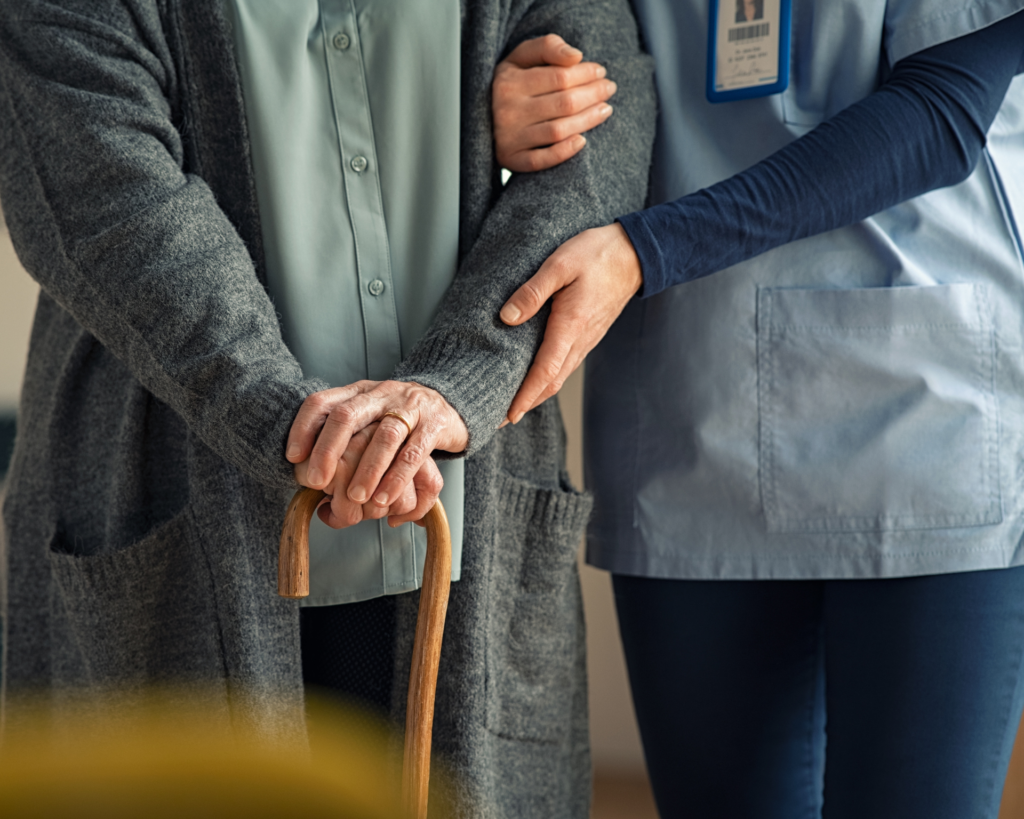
[485, 471, 593, 743]
[757, 284, 1001, 534]
[47, 506, 225, 686]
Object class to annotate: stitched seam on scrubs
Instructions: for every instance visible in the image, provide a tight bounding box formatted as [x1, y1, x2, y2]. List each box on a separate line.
[630, 299, 646, 532]
[771, 324, 983, 333]
[888, 1, 1024, 66]
[759, 289, 779, 526]
[607, 542, 1007, 560]
[977, 285, 1002, 521]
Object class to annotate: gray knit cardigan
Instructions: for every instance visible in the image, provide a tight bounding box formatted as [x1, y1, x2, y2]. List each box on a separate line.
[0, 0, 654, 815]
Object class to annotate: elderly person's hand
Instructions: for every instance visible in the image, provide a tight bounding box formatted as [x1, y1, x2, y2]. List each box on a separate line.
[287, 380, 468, 528]
[292, 422, 442, 529]
[499, 223, 643, 424]
[493, 34, 616, 172]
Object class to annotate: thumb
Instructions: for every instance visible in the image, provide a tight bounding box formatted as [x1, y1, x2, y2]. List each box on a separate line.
[500, 258, 569, 326]
[505, 33, 583, 69]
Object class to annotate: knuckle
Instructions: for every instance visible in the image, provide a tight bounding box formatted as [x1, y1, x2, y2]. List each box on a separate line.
[377, 424, 406, 448]
[492, 80, 513, 105]
[556, 91, 579, 117]
[540, 359, 563, 381]
[520, 279, 547, 310]
[548, 120, 571, 143]
[425, 473, 444, 495]
[400, 442, 427, 465]
[539, 122, 561, 145]
[542, 33, 562, 52]
[523, 151, 546, 173]
[552, 67, 572, 90]
[330, 404, 358, 428]
[306, 392, 330, 412]
[492, 107, 513, 130]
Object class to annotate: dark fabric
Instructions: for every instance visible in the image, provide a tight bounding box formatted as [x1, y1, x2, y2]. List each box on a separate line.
[621, 9, 1024, 298]
[300, 596, 396, 718]
[614, 568, 1024, 819]
[0, 414, 13, 480]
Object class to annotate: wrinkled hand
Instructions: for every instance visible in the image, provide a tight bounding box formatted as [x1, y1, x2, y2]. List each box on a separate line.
[492, 34, 616, 173]
[499, 223, 642, 424]
[287, 380, 468, 528]
[293, 422, 439, 529]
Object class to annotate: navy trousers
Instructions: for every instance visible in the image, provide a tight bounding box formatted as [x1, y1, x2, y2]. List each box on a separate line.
[613, 567, 1024, 819]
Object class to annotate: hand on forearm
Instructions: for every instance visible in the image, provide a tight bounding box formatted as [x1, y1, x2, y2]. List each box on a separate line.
[492, 34, 616, 173]
[287, 380, 467, 526]
[499, 223, 642, 423]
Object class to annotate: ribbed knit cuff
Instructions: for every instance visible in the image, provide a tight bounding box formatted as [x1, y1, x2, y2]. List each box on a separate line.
[393, 333, 520, 459]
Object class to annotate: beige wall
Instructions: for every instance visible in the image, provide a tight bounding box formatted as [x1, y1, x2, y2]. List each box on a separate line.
[560, 368, 647, 773]
[0, 210, 38, 412]
[0, 212, 647, 772]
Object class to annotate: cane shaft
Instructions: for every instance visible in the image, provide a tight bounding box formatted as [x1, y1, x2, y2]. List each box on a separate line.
[277, 488, 451, 819]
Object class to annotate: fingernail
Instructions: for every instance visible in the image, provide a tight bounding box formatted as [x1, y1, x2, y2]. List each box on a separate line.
[601, 104, 613, 116]
[512, 411, 525, 424]
[307, 468, 323, 486]
[374, 491, 389, 506]
[597, 66, 607, 78]
[560, 45, 582, 58]
[350, 486, 366, 503]
[286, 443, 300, 459]
[500, 304, 521, 324]
[608, 81, 618, 94]
[498, 419, 509, 429]
[573, 135, 587, 149]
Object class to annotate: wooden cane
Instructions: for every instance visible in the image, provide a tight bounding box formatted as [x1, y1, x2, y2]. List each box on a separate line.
[278, 488, 452, 819]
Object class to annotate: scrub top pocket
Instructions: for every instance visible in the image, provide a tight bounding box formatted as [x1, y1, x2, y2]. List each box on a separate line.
[757, 284, 1001, 534]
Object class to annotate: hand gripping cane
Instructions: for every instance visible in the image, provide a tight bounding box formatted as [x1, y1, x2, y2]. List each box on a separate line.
[278, 487, 452, 819]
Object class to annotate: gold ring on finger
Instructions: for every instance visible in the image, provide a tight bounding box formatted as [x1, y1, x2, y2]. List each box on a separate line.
[383, 411, 413, 437]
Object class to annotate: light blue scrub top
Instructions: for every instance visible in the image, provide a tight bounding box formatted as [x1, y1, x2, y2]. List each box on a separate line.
[225, 0, 464, 605]
[586, 0, 1024, 580]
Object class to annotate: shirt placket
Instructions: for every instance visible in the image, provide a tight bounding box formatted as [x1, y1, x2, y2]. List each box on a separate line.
[319, 0, 402, 381]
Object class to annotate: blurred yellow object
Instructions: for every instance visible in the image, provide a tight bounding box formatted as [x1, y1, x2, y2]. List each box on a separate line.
[0, 693, 406, 818]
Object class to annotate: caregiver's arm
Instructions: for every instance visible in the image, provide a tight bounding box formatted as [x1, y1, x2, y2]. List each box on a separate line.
[499, 10, 1024, 422]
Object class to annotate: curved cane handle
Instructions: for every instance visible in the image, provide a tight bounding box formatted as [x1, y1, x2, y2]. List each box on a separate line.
[277, 487, 327, 599]
[277, 488, 452, 819]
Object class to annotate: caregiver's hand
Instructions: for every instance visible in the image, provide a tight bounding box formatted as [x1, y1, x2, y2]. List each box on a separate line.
[493, 34, 616, 172]
[499, 223, 642, 424]
[287, 380, 467, 524]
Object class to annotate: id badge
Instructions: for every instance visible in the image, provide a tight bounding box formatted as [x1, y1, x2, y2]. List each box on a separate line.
[706, 0, 791, 103]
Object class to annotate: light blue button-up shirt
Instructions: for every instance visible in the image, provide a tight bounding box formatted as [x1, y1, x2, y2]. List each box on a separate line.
[225, 0, 464, 605]
[586, 0, 1024, 581]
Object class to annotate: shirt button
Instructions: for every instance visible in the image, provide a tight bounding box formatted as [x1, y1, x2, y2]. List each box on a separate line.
[350, 155, 368, 173]
[368, 279, 385, 296]
[332, 32, 350, 50]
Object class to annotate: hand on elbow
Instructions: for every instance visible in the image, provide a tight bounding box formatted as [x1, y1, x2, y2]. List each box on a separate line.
[499, 222, 643, 425]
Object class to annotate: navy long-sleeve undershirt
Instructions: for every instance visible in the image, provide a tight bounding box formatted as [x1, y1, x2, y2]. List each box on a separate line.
[620, 11, 1024, 299]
